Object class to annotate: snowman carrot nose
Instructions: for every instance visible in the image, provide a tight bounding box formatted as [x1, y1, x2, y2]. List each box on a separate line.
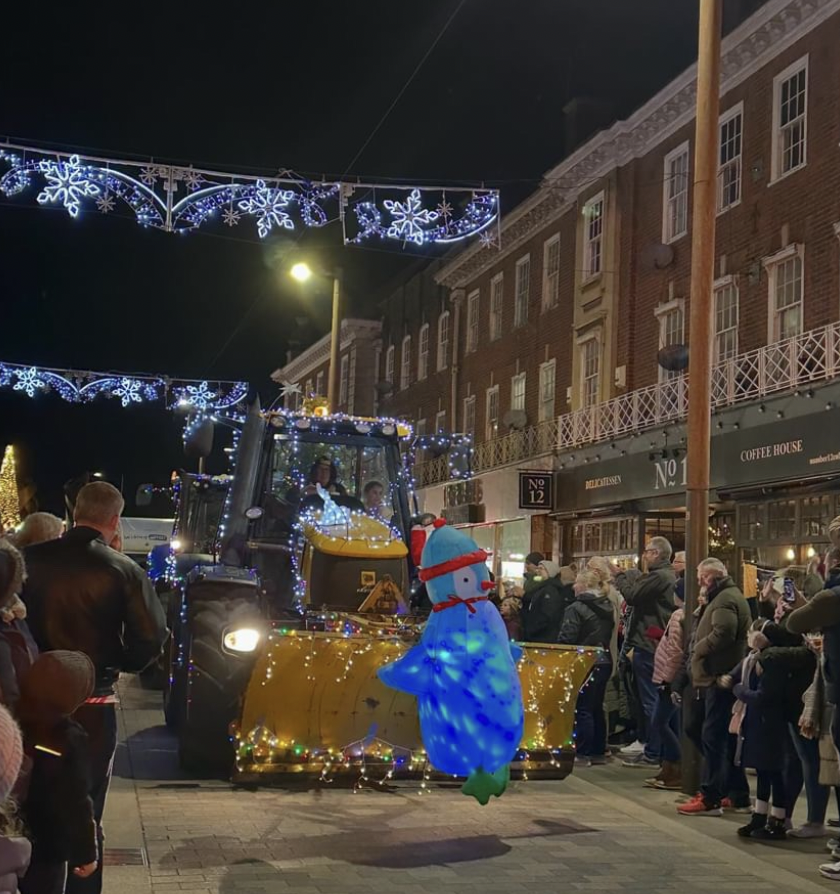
[480, 580, 495, 591]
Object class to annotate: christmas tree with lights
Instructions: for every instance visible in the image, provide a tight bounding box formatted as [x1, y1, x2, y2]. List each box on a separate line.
[0, 445, 21, 531]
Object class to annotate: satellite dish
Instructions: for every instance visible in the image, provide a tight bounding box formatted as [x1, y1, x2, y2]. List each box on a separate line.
[502, 409, 528, 430]
[658, 344, 689, 372]
[641, 243, 675, 270]
[375, 381, 395, 396]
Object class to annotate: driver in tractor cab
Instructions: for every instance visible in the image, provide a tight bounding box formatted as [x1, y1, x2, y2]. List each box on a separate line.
[303, 457, 346, 498]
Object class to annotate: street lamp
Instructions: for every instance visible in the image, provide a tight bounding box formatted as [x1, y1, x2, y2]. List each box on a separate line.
[290, 262, 313, 283]
[289, 261, 343, 414]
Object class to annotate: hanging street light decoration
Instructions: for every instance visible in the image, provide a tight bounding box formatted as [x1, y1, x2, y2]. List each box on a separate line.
[0, 360, 247, 412]
[0, 143, 500, 249]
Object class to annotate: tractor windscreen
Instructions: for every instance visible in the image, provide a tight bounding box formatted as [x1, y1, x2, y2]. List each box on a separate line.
[266, 434, 407, 541]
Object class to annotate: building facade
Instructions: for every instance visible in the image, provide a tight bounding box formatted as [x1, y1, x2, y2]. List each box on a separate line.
[379, 0, 840, 588]
[272, 319, 382, 417]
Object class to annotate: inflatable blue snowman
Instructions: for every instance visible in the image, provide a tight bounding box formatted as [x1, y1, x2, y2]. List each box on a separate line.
[378, 519, 524, 804]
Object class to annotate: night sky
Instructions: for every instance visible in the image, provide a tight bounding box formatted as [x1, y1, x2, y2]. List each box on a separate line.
[0, 1, 763, 514]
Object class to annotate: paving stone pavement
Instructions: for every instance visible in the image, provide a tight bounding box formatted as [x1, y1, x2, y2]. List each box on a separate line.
[106, 677, 839, 894]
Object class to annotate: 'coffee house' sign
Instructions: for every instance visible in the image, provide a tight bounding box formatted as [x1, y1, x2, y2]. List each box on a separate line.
[555, 412, 840, 513]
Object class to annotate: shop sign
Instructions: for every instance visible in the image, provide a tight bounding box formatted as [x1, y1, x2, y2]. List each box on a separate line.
[555, 410, 840, 512]
[519, 471, 554, 510]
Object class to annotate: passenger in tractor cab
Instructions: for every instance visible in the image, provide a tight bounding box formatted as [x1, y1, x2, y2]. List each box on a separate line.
[362, 481, 387, 521]
[303, 456, 347, 498]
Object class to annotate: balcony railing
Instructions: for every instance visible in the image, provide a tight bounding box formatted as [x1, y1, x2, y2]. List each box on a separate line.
[413, 322, 840, 488]
[559, 321, 840, 448]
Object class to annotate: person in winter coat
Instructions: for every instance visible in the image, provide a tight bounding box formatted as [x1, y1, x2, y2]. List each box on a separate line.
[0, 704, 30, 894]
[679, 558, 752, 816]
[586, 557, 623, 671]
[723, 621, 815, 840]
[558, 570, 615, 765]
[523, 553, 544, 594]
[0, 540, 38, 711]
[645, 587, 685, 791]
[786, 548, 840, 756]
[786, 635, 840, 840]
[18, 651, 98, 894]
[498, 584, 523, 641]
[612, 537, 676, 767]
[520, 560, 574, 644]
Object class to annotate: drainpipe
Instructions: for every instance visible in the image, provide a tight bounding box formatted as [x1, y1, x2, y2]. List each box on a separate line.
[450, 288, 465, 432]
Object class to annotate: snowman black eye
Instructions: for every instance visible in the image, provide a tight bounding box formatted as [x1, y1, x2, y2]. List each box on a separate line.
[463, 577, 469, 583]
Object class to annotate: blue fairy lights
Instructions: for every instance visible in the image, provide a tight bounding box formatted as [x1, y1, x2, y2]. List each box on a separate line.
[0, 143, 500, 249]
[0, 360, 247, 412]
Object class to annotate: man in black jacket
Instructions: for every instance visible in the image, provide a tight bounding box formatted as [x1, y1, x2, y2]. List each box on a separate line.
[22, 482, 168, 894]
[612, 537, 676, 767]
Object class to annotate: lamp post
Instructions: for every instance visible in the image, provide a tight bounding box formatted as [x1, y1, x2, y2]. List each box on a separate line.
[682, 0, 722, 795]
[290, 262, 344, 414]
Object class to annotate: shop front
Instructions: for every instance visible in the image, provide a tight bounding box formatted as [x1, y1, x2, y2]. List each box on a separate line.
[553, 398, 840, 589]
[417, 462, 556, 586]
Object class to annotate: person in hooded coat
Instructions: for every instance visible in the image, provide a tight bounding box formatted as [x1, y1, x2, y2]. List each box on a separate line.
[558, 569, 616, 764]
[520, 560, 574, 644]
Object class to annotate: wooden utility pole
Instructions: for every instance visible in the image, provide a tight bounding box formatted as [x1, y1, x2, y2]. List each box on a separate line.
[683, 0, 723, 795]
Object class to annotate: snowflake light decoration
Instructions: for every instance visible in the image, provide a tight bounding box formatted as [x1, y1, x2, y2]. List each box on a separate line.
[383, 189, 438, 245]
[13, 367, 47, 397]
[479, 229, 499, 250]
[436, 199, 453, 221]
[36, 155, 101, 218]
[96, 193, 115, 214]
[176, 380, 217, 411]
[238, 180, 295, 238]
[112, 377, 146, 407]
[222, 206, 241, 227]
[280, 381, 301, 398]
[140, 166, 162, 186]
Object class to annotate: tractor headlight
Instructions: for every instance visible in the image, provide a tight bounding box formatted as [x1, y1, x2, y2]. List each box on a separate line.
[223, 628, 261, 653]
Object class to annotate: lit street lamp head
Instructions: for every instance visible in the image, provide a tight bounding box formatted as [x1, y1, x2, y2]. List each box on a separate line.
[290, 262, 313, 283]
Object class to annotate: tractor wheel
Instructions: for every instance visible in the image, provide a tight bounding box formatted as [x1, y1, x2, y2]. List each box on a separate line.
[177, 596, 264, 778]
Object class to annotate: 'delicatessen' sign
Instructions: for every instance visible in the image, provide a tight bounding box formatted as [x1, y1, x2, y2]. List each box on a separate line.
[519, 471, 554, 510]
[555, 410, 840, 512]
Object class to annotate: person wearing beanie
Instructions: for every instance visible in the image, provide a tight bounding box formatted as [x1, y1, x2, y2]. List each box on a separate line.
[520, 559, 574, 644]
[0, 704, 31, 894]
[0, 540, 38, 710]
[18, 651, 97, 894]
[523, 552, 544, 594]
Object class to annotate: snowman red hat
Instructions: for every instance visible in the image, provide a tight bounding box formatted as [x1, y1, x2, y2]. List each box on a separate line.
[417, 518, 490, 583]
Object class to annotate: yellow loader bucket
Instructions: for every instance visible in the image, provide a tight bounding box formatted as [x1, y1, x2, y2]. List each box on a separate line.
[233, 622, 599, 781]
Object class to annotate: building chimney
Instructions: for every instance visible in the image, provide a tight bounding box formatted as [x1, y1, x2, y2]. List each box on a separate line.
[562, 97, 615, 153]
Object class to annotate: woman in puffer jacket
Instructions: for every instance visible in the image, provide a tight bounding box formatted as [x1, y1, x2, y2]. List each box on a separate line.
[644, 585, 685, 792]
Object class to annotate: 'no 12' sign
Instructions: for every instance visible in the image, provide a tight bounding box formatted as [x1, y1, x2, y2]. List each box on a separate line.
[519, 472, 554, 510]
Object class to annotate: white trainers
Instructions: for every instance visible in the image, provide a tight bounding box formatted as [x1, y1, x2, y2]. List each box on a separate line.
[789, 823, 829, 839]
[618, 740, 645, 756]
[819, 861, 840, 880]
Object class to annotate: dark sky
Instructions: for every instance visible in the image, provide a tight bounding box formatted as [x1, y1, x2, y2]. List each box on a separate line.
[0, 0, 763, 513]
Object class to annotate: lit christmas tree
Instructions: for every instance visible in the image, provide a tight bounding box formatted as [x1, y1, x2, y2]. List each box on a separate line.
[0, 445, 21, 531]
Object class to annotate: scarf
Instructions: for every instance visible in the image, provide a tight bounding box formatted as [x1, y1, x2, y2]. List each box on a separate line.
[730, 649, 760, 736]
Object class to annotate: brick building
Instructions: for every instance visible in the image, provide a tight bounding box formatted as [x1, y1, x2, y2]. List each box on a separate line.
[379, 0, 840, 587]
[272, 319, 382, 417]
